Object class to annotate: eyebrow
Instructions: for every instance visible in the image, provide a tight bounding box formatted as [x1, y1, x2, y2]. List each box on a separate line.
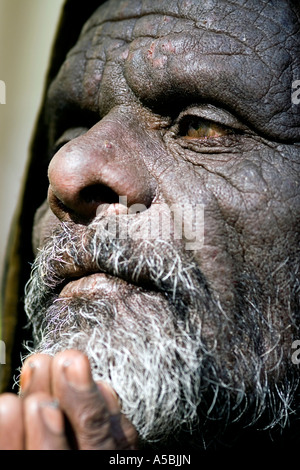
[46, 7, 299, 144]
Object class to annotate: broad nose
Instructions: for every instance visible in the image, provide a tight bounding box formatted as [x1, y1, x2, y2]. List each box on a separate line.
[48, 112, 157, 222]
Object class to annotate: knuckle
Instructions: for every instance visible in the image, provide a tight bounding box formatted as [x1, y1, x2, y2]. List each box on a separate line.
[76, 405, 112, 449]
[74, 403, 138, 449]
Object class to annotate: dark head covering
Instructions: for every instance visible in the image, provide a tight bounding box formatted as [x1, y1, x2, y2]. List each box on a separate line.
[1, 0, 105, 392]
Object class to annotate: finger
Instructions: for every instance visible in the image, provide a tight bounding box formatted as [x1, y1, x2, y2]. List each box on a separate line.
[20, 354, 53, 397]
[96, 381, 138, 447]
[24, 392, 70, 450]
[0, 394, 24, 450]
[52, 350, 138, 450]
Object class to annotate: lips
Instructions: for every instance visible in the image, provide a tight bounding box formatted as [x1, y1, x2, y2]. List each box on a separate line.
[38, 213, 191, 307]
[59, 272, 135, 299]
[50, 240, 155, 300]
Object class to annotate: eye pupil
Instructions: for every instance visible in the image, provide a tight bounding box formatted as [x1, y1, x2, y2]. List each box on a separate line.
[188, 118, 210, 137]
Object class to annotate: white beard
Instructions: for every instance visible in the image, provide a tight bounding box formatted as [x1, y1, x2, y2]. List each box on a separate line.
[24, 216, 300, 446]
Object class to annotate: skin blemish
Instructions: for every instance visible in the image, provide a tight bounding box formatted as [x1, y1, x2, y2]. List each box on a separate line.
[104, 141, 113, 149]
[161, 41, 176, 54]
[147, 42, 156, 58]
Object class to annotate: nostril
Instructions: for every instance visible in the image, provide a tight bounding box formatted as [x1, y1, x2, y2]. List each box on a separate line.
[48, 183, 121, 224]
[80, 184, 120, 205]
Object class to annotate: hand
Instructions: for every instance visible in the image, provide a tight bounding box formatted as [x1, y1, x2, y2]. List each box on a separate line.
[0, 350, 138, 450]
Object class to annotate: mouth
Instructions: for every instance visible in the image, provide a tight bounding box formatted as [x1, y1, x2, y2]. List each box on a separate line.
[37, 219, 196, 307]
[59, 272, 140, 300]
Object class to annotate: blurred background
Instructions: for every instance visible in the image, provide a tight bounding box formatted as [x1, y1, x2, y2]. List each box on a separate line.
[0, 0, 64, 286]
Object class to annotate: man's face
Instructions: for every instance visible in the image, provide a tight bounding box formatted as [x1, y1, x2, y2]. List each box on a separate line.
[26, 0, 300, 446]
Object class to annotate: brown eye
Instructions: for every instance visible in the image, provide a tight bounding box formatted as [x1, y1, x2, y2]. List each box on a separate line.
[181, 117, 232, 139]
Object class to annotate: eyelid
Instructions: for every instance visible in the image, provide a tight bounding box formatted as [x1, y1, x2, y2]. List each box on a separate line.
[175, 104, 249, 132]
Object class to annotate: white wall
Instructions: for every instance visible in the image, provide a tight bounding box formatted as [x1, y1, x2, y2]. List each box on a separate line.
[0, 0, 64, 284]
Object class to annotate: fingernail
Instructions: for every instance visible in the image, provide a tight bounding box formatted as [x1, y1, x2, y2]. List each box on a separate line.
[63, 356, 93, 391]
[40, 400, 64, 435]
[20, 361, 35, 395]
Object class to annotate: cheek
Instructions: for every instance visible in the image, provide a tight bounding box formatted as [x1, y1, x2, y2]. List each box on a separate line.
[215, 161, 270, 230]
[32, 200, 60, 254]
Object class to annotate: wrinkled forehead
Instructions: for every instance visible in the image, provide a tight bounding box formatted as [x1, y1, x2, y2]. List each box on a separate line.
[47, 0, 300, 141]
[82, 0, 298, 45]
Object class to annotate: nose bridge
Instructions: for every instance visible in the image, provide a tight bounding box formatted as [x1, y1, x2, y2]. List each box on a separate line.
[48, 108, 157, 221]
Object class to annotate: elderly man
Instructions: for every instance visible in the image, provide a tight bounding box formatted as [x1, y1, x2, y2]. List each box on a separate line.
[0, 0, 299, 452]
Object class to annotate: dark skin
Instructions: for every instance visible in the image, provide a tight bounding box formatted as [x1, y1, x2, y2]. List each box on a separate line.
[0, 351, 137, 449]
[0, 0, 299, 449]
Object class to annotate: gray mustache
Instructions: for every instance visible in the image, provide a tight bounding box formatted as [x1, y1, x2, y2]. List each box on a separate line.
[28, 214, 211, 311]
